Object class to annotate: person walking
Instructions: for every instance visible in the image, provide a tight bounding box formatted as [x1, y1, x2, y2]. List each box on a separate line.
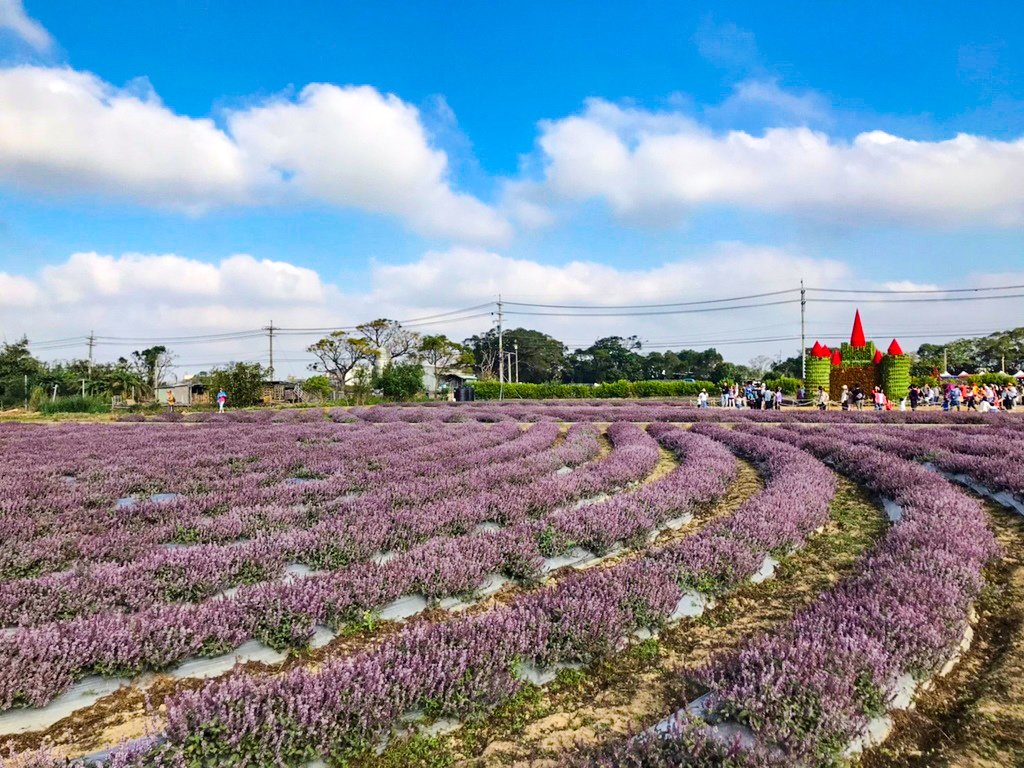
[817, 386, 828, 411]
[840, 384, 850, 411]
[217, 389, 227, 413]
[166, 389, 176, 415]
[698, 389, 709, 409]
[774, 387, 783, 411]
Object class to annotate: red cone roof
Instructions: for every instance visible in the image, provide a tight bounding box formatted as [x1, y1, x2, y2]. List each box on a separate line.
[850, 309, 866, 348]
[887, 338, 904, 355]
[831, 349, 842, 366]
[873, 349, 883, 365]
[811, 341, 830, 358]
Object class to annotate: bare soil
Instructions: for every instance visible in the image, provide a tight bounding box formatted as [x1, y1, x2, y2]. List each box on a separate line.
[370, 472, 887, 767]
[861, 502, 1024, 768]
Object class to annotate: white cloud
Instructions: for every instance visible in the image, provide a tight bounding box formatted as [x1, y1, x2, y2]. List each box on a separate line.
[4, 247, 1023, 376]
[693, 18, 758, 69]
[0, 271, 38, 306]
[0, 67, 258, 211]
[0, 67, 508, 242]
[228, 84, 511, 242]
[525, 99, 1024, 228]
[707, 78, 832, 127]
[0, 0, 51, 52]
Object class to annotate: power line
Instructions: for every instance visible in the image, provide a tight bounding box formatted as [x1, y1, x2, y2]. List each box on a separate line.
[505, 298, 801, 317]
[806, 284, 1024, 294]
[809, 292, 1024, 304]
[273, 303, 496, 333]
[503, 288, 798, 309]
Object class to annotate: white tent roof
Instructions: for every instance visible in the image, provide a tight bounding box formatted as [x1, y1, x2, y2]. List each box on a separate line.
[1014, 370, 1024, 379]
[939, 371, 954, 379]
[957, 371, 971, 378]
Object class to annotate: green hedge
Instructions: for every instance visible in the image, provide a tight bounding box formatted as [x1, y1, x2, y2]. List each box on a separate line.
[38, 395, 109, 414]
[469, 379, 716, 400]
[763, 376, 802, 395]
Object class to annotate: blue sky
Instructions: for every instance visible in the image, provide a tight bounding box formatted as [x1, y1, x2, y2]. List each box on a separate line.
[1, 1, 1023, 372]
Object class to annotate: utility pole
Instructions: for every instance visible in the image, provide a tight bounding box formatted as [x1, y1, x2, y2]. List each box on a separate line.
[497, 295, 504, 400]
[514, 340, 519, 383]
[87, 331, 95, 379]
[265, 321, 275, 379]
[800, 280, 806, 381]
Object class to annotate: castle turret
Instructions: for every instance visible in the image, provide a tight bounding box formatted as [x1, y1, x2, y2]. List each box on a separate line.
[850, 309, 866, 348]
[806, 340, 831, 393]
[881, 339, 910, 402]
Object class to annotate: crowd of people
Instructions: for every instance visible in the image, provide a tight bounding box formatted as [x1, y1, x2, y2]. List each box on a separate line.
[697, 382, 785, 409]
[697, 379, 1021, 412]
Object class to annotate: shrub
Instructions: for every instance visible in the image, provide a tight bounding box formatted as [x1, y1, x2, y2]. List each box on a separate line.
[38, 395, 108, 414]
[469, 379, 715, 400]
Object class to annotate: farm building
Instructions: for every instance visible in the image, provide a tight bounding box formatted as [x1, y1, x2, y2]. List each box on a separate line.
[156, 381, 209, 406]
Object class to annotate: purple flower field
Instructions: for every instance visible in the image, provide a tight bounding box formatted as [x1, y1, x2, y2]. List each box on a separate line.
[0, 406, 1018, 767]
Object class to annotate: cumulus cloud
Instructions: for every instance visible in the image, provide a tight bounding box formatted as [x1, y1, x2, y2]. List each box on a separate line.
[8, 246, 1021, 377]
[0, 67, 258, 211]
[0, 0, 51, 52]
[0, 67, 509, 241]
[524, 98, 1024, 228]
[228, 84, 511, 242]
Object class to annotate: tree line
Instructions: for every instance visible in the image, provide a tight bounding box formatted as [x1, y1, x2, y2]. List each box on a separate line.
[4, 322, 1023, 409]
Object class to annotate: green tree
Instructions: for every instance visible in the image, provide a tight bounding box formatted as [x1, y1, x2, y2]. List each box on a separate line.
[376, 362, 424, 401]
[465, 328, 567, 383]
[306, 331, 376, 398]
[419, 335, 472, 397]
[914, 329, 1024, 376]
[302, 375, 333, 401]
[129, 345, 175, 398]
[356, 319, 420, 365]
[0, 337, 42, 405]
[209, 362, 266, 407]
[566, 336, 645, 383]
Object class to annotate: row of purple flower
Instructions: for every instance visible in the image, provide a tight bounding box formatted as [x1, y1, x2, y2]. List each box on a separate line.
[99, 424, 833, 766]
[0, 422, 664, 710]
[0, 422, 601, 626]
[0, 421, 558, 580]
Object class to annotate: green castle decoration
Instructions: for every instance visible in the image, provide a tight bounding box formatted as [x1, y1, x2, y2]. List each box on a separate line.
[806, 350, 832, 393]
[804, 310, 908, 402]
[880, 339, 910, 402]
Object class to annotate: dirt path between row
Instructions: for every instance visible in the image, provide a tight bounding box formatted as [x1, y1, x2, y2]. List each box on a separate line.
[862, 502, 1024, 768]
[362, 470, 887, 768]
